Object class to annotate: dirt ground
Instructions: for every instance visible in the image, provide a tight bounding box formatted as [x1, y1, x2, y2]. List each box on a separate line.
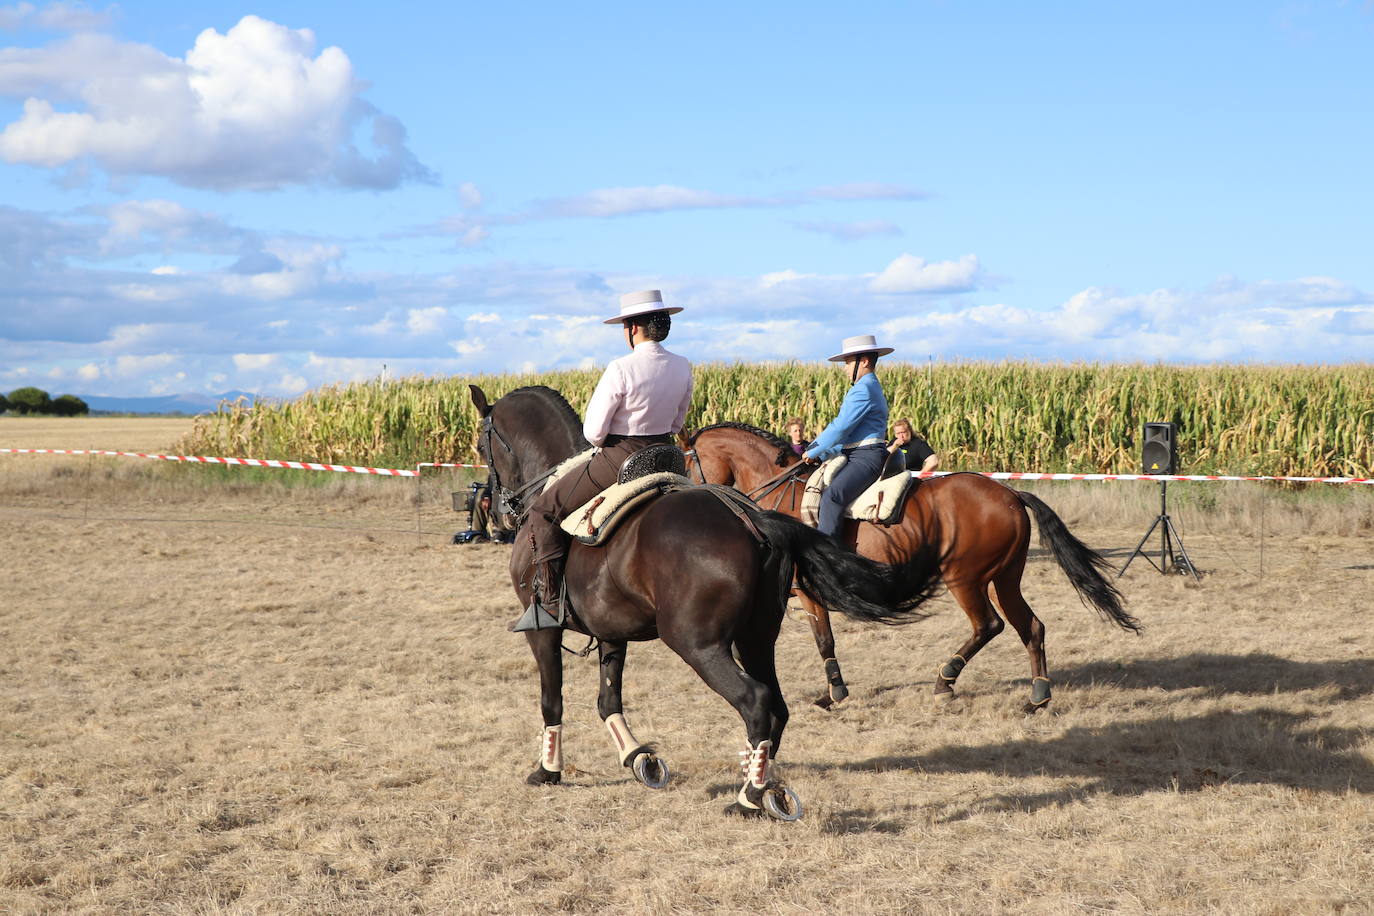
[2, 423, 1372, 914]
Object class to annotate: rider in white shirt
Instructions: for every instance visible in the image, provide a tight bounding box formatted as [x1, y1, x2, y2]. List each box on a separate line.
[511, 290, 693, 632]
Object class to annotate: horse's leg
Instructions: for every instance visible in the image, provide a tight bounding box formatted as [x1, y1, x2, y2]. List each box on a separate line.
[596, 640, 668, 787]
[795, 591, 848, 707]
[991, 560, 1051, 713]
[525, 628, 565, 785]
[732, 612, 789, 755]
[663, 632, 789, 818]
[934, 578, 1004, 700]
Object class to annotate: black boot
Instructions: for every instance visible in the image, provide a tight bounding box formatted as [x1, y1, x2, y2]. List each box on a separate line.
[509, 559, 564, 632]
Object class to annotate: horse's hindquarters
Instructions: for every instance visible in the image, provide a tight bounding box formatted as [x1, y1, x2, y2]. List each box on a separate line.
[565, 489, 771, 644]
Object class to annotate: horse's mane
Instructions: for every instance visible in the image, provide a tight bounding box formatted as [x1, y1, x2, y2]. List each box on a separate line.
[506, 386, 589, 447]
[689, 422, 795, 467]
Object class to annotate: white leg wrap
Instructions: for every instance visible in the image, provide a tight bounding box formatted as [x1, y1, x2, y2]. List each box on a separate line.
[745, 739, 772, 789]
[604, 713, 642, 766]
[541, 725, 563, 772]
[734, 740, 773, 808]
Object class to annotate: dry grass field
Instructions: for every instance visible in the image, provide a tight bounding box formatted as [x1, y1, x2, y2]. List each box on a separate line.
[3, 419, 1373, 914]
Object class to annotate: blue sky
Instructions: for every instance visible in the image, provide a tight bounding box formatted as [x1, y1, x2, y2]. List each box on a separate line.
[1, 1, 1371, 398]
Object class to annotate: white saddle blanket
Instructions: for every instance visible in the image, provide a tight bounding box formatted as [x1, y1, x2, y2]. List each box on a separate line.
[801, 455, 912, 527]
[544, 448, 595, 494]
[560, 472, 694, 540]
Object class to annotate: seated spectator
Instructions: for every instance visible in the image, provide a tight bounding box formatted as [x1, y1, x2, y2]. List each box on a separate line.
[885, 418, 939, 477]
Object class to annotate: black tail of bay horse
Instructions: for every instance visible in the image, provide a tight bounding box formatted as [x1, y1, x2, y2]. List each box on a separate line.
[470, 384, 942, 820]
[1014, 490, 1138, 631]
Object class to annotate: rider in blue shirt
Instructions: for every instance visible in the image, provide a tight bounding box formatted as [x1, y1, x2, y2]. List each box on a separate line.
[803, 334, 893, 538]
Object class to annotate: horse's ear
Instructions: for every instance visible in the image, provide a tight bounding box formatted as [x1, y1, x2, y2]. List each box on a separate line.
[675, 429, 692, 450]
[469, 384, 492, 417]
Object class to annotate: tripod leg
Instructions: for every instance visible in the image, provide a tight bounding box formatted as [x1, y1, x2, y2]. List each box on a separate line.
[1118, 515, 1165, 577]
[1163, 514, 1201, 581]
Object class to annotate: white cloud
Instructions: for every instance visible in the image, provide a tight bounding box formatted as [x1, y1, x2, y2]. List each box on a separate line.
[1, 2, 114, 32]
[457, 181, 483, 210]
[871, 253, 983, 294]
[0, 15, 431, 189]
[77, 361, 99, 379]
[218, 243, 342, 299]
[112, 352, 174, 377]
[232, 353, 277, 371]
[793, 219, 901, 242]
[276, 373, 308, 394]
[534, 185, 777, 219]
[406, 307, 446, 335]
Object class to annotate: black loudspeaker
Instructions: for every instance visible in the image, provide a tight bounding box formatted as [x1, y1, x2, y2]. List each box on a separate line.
[1142, 422, 1178, 475]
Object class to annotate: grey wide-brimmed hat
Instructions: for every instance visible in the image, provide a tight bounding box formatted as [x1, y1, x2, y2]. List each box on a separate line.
[603, 289, 683, 324]
[828, 334, 895, 362]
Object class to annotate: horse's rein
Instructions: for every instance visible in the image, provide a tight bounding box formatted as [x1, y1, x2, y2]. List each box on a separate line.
[746, 462, 811, 511]
[685, 445, 810, 511]
[683, 448, 705, 484]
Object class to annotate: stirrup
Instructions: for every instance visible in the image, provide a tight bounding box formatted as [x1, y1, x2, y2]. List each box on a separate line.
[509, 600, 562, 633]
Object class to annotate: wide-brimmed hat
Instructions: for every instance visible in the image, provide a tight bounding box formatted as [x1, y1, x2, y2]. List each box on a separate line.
[603, 289, 683, 325]
[828, 334, 895, 362]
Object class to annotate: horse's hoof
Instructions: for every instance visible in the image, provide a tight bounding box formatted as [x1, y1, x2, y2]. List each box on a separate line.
[525, 765, 562, 786]
[812, 693, 835, 710]
[1023, 701, 1051, 715]
[631, 753, 670, 789]
[829, 682, 849, 703]
[762, 786, 803, 822]
[722, 801, 766, 819]
[934, 688, 957, 703]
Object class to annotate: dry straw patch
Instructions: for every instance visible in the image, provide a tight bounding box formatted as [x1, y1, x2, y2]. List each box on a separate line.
[2, 440, 1373, 913]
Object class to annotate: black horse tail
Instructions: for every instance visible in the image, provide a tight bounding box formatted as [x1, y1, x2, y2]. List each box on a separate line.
[752, 511, 943, 624]
[1015, 490, 1142, 633]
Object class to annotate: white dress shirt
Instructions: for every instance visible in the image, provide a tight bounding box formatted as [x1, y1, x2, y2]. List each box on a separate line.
[582, 340, 693, 446]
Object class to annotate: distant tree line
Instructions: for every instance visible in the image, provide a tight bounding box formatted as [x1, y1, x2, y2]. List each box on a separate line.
[2, 387, 90, 416]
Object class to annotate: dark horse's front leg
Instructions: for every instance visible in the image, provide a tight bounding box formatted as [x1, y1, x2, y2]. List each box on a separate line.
[796, 592, 848, 707]
[597, 640, 668, 788]
[525, 628, 564, 785]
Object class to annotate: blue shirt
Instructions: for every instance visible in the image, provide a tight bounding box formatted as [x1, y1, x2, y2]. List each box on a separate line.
[804, 373, 889, 461]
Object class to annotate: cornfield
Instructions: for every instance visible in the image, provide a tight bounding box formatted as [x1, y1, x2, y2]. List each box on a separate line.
[176, 362, 1374, 478]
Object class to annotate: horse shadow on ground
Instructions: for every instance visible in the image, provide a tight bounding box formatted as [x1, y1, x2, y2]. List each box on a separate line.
[797, 705, 1373, 833]
[790, 651, 1374, 832]
[1056, 651, 1374, 701]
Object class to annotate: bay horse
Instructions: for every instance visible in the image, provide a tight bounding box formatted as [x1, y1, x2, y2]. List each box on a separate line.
[469, 386, 942, 819]
[682, 423, 1140, 711]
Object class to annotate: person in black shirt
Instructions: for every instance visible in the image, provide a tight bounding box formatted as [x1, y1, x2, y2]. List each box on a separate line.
[884, 417, 939, 477]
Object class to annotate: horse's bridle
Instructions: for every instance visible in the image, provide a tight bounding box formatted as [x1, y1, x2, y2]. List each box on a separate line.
[480, 413, 561, 527]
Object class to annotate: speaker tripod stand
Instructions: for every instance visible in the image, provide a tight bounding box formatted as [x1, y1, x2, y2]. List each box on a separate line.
[1118, 480, 1200, 580]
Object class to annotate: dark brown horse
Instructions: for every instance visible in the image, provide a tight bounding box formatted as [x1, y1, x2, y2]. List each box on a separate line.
[682, 423, 1140, 711]
[470, 386, 943, 819]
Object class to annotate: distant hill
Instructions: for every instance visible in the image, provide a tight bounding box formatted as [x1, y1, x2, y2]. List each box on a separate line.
[79, 390, 263, 416]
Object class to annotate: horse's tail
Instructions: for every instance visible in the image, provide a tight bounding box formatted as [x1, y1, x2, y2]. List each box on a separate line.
[1014, 490, 1142, 633]
[752, 510, 942, 624]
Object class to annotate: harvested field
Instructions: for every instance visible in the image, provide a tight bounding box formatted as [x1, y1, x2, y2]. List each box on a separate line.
[2, 422, 1372, 914]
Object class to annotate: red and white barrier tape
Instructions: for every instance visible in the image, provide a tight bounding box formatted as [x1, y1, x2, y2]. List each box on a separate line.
[912, 470, 1374, 485]
[0, 448, 418, 477]
[3, 448, 1370, 484]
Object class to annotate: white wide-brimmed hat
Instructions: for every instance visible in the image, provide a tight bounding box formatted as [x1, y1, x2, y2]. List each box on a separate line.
[603, 289, 683, 325]
[828, 334, 895, 362]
